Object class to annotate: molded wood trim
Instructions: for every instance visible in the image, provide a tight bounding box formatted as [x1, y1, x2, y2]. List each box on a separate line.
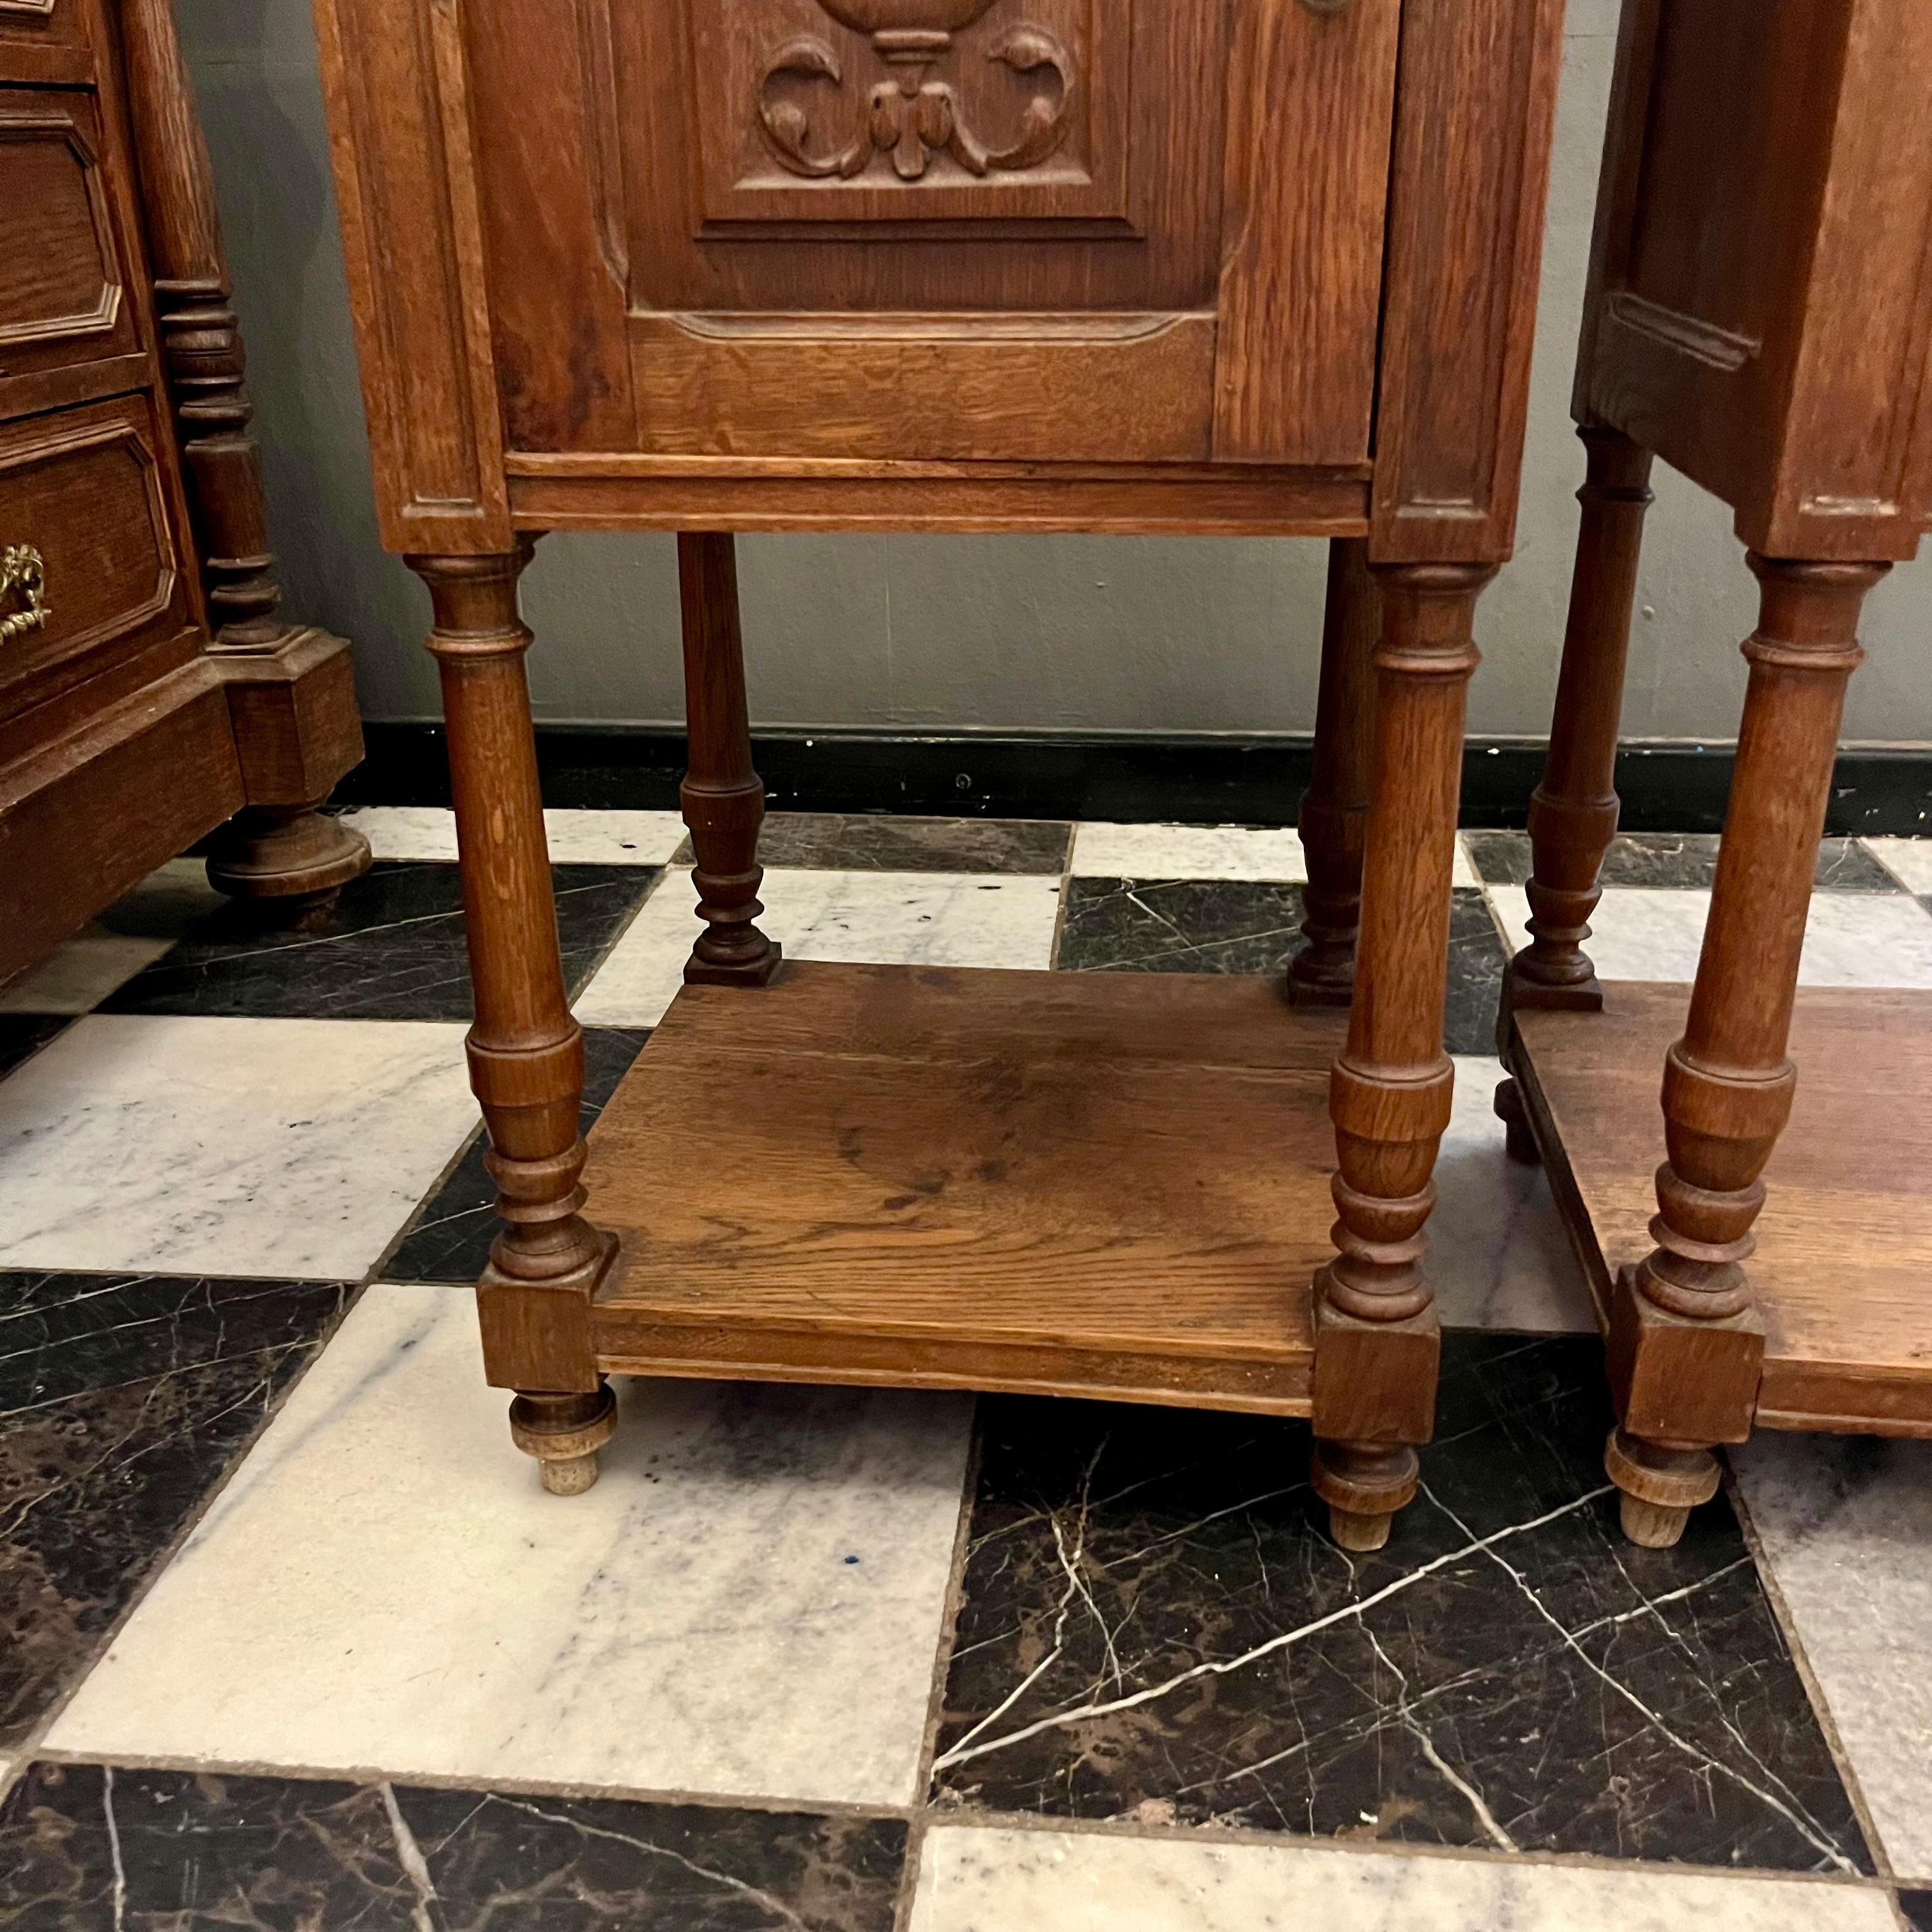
[311, 0, 510, 552]
[1370, 0, 1566, 563]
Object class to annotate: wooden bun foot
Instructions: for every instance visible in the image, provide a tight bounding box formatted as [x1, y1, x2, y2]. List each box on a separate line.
[1618, 1491, 1690, 1549]
[1312, 1439, 1418, 1554]
[1492, 1075, 1540, 1166]
[1328, 1505, 1393, 1552]
[205, 804, 372, 927]
[540, 1452, 601, 1496]
[509, 1383, 617, 1498]
[1604, 1425, 1720, 1549]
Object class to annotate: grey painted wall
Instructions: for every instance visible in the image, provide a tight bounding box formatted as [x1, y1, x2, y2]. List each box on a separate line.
[180, 0, 1929, 746]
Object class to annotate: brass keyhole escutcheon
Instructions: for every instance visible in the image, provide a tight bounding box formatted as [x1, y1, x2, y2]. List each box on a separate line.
[0, 544, 48, 643]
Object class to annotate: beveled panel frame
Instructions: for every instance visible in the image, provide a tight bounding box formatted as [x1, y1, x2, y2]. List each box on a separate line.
[0, 110, 123, 349]
[0, 399, 182, 707]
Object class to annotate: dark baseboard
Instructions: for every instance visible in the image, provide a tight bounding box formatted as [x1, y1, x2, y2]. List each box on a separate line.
[339, 724, 1932, 838]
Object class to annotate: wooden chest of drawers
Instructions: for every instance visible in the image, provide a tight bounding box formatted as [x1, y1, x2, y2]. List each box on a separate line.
[0, 0, 369, 981]
[318, 0, 1566, 1547]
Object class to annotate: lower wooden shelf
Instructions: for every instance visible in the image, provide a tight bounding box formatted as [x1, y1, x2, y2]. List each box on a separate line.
[581, 960, 1344, 1413]
[1510, 983, 1932, 1437]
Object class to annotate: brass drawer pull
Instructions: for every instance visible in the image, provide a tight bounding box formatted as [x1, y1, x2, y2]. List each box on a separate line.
[0, 544, 48, 643]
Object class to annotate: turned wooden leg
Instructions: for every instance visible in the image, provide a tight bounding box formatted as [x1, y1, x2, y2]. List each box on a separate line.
[204, 804, 372, 928]
[678, 534, 780, 986]
[1505, 427, 1655, 1015]
[1288, 538, 1379, 1008]
[1312, 563, 1494, 1552]
[413, 542, 618, 1495]
[1605, 554, 1887, 1547]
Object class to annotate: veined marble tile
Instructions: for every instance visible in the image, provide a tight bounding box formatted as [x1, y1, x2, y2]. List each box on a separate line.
[1468, 833, 1896, 894]
[0, 1763, 907, 1932]
[335, 804, 690, 866]
[1865, 838, 1932, 895]
[0, 1271, 348, 1754]
[1072, 822, 1479, 887]
[1433, 1058, 1594, 1333]
[909, 1826, 1897, 1932]
[575, 868, 1063, 1026]
[933, 1337, 1866, 1871]
[1733, 1434, 1932, 1884]
[105, 861, 652, 1021]
[49, 1284, 973, 1809]
[1056, 883, 1508, 1057]
[0, 1015, 476, 1278]
[1487, 886, 1932, 987]
[691, 811, 1073, 875]
[0, 858, 225, 1015]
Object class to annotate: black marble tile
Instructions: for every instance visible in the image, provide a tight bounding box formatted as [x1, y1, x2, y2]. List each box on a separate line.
[1464, 830, 1898, 893]
[1057, 880, 1506, 1056]
[932, 1333, 1868, 1874]
[0, 1763, 906, 1930]
[98, 862, 658, 1021]
[1057, 877, 1310, 976]
[1812, 839, 1901, 890]
[1899, 1890, 1932, 1931]
[674, 811, 1073, 874]
[1444, 889, 1509, 1057]
[0, 1273, 349, 1754]
[0, 1015, 68, 1080]
[383, 1027, 654, 1282]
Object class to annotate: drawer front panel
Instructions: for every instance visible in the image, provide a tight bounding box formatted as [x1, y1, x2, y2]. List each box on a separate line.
[0, 93, 141, 384]
[0, 0, 89, 66]
[0, 394, 189, 712]
[459, 0, 1401, 469]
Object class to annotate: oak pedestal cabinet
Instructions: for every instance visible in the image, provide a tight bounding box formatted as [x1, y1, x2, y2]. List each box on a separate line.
[0, 0, 369, 986]
[1499, 0, 1932, 1547]
[317, 0, 1565, 1546]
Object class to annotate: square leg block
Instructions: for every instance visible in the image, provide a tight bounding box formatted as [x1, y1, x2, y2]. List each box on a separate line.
[1312, 1291, 1439, 1445]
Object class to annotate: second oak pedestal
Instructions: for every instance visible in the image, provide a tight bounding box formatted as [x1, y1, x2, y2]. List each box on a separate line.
[1499, 0, 1932, 1545]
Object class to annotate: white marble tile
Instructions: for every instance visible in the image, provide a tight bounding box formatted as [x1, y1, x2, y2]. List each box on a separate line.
[1487, 885, 1932, 987]
[49, 1283, 973, 1808]
[574, 867, 1064, 1025]
[1865, 837, 1932, 896]
[1734, 1433, 1932, 1883]
[909, 1826, 1894, 1931]
[0, 858, 227, 1015]
[1072, 821, 1478, 888]
[1432, 1057, 1595, 1333]
[335, 805, 689, 866]
[0, 926, 175, 1015]
[0, 1015, 475, 1278]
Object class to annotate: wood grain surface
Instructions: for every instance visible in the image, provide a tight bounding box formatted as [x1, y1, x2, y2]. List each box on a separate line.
[585, 962, 1333, 1413]
[1515, 984, 1932, 1436]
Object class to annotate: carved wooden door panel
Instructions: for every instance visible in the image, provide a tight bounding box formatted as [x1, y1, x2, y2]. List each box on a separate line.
[462, 0, 1403, 468]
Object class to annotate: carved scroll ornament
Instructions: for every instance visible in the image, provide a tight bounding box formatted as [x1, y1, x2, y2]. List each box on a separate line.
[757, 1, 1075, 183]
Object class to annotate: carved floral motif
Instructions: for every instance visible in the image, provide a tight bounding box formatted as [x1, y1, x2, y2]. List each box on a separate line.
[756, 1, 1075, 183]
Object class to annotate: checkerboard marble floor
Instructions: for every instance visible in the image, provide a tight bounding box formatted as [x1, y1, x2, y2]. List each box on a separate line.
[3, 808, 1930, 1929]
